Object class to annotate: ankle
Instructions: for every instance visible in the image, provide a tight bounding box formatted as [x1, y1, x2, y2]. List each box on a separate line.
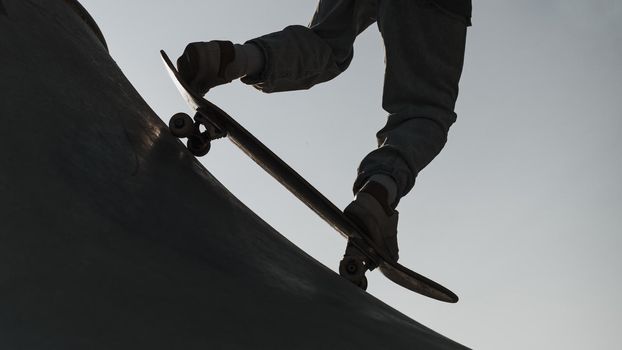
[358, 175, 398, 215]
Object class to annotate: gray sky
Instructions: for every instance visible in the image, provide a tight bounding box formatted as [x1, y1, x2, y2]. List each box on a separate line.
[80, 1, 622, 348]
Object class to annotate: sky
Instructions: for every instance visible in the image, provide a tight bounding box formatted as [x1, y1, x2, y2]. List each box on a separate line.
[79, 1, 622, 348]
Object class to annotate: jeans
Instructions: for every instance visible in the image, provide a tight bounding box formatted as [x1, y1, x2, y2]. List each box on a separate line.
[243, 0, 470, 205]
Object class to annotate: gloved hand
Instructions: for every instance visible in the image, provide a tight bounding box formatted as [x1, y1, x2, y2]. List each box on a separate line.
[176, 40, 264, 95]
[176, 40, 236, 95]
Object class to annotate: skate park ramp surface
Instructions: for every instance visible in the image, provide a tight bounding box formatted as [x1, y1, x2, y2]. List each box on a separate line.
[0, 1, 469, 349]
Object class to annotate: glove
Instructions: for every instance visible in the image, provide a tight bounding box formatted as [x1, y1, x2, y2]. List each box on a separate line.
[176, 40, 235, 95]
[176, 40, 264, 95]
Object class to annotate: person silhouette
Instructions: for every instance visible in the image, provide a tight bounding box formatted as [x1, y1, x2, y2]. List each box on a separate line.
[176, 0, 471, 262]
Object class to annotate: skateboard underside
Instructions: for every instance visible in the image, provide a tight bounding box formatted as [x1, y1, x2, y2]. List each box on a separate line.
[160, 50, 458, 303]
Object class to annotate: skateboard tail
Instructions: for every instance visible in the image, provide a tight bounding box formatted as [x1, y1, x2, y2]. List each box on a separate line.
[380, 264, 458, 303]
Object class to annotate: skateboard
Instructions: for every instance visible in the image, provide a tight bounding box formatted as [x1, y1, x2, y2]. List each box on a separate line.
[160, 50, 458, 303]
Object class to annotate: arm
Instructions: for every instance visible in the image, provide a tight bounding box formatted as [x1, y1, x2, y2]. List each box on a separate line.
[242, 0, 378, 92]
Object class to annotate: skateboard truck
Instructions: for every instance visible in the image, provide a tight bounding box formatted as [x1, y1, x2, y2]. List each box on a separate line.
[169, 111, 226, 156]
[339, 241, 379, 290]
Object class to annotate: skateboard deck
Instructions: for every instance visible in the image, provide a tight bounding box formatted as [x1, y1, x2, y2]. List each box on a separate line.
[160, 50, 458, 303]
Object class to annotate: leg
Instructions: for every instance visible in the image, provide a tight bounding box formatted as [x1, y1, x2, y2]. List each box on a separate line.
[355, 0, 469, 205]
[344, 0, 468, 261]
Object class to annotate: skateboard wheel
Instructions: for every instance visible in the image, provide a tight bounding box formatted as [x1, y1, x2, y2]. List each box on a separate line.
[187, 135, 211, 156]
[339, 256, 367, 290]
[357, 276, 368, 291]
[169, 113, 195, 138]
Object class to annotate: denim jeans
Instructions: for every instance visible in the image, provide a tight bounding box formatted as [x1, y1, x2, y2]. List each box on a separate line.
[243, 0, 470, 205]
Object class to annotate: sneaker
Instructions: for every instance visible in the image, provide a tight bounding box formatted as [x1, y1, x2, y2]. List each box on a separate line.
[344, 181, 399, 262]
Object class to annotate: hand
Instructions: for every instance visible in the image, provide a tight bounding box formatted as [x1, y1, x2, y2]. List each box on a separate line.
[176, 41, 235, 95]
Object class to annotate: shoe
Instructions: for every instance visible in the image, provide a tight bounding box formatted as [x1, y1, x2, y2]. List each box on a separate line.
[344, 181, 399, 262]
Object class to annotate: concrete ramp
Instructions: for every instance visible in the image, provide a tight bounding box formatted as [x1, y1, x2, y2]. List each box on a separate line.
[0, 1, 468, 348]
